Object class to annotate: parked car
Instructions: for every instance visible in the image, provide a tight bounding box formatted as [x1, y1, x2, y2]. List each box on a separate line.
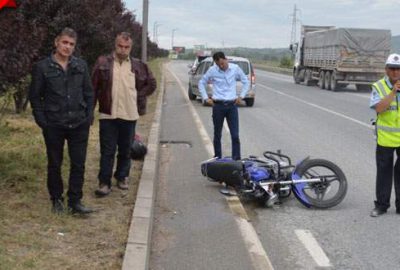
[188, 56, 256, 107]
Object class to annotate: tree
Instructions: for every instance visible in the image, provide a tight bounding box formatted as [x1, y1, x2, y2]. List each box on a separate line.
[0, 1, 47, 112]
[0, 0, 166, 113]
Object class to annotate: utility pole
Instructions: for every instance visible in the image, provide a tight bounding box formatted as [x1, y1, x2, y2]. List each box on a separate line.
[152, 21, 157, 42]
[153, 21, 161, 43]
[289, 4, 300, 48]
[155, 23, 161, 43]
[141, 0, 149, 62]
[171, 28, 178, 49]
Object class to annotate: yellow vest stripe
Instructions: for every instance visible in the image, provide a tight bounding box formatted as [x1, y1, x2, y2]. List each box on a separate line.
[373, 78, 400, 147]
[376, 80, 388, 97]
[376, 125, 400, 132]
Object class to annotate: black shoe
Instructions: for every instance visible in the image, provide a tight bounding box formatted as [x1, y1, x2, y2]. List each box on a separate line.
[370, 208, 387, 217]
[95, 184, 112, 197]
[68, 201, 94, 214]
[52, 199, 64, 214]
[116, 178, 129, 190]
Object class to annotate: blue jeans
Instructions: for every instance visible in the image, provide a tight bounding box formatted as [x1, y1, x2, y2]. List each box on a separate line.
[42, 122, 90, 203]
[212, 102, 241, 160]
[98, 119, 136, 187]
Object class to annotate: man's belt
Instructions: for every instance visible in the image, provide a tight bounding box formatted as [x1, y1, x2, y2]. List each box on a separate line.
[213, 99, 236, 105]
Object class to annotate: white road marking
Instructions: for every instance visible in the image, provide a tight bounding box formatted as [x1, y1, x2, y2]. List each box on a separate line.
[167, 65, 274, 270]
[255, 69, 371, 100]
[258, 83, 373, 130]
[295, 230, 332, 267]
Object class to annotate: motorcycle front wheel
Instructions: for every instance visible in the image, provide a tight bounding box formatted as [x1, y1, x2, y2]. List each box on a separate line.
[295, 159, 347, 209]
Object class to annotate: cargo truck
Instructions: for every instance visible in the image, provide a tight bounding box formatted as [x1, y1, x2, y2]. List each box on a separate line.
[290, 25, 391, 91]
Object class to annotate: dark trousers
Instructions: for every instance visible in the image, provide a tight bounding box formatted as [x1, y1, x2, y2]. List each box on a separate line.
[375, 145, 400, 210]
[42, 123, 90, 204]
[98, 119, 136, 187]
[212, 103, 241, 160]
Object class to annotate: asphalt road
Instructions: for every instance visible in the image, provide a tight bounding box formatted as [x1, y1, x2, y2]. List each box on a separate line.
[160, 60, 399, 270]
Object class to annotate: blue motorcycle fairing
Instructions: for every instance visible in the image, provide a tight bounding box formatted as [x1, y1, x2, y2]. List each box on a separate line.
[243, 161, 271, 183]
[291, 157, 311, 208]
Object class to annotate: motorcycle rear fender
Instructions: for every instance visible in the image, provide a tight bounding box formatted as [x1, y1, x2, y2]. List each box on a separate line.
[291, 157, 311, 208]
[201, 157, 244, 187]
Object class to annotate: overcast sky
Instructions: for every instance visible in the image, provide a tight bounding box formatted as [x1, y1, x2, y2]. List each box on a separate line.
[125, 0, 400, 50]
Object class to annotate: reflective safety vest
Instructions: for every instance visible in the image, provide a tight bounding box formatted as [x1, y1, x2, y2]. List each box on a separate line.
[373, 78, 400, 147]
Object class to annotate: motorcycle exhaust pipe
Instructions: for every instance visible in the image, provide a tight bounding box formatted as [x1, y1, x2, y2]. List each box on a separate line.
[278, 178, 322, 185]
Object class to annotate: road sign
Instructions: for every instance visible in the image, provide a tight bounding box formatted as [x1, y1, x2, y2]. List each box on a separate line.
[173, 46, 185, 54]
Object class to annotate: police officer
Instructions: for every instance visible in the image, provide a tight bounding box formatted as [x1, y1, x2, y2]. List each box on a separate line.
[370, 53, 400, 217]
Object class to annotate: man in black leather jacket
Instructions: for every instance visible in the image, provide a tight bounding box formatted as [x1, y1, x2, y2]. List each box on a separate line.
[29, 28, 94, 214]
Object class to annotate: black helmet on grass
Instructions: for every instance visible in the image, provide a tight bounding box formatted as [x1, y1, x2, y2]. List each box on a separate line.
[130, 139, 147, 160]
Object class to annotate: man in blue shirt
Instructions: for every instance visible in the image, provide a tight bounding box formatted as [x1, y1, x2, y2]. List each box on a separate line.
[198, 52, 250, 160]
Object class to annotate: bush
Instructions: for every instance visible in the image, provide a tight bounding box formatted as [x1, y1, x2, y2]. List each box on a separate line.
[279, 55, 293, 68]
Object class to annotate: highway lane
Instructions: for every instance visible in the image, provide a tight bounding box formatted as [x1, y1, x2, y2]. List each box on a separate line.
[168, 61, 399, 270]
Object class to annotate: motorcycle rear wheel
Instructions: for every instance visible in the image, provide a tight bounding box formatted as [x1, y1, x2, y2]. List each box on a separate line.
[295, 159, 347, 209]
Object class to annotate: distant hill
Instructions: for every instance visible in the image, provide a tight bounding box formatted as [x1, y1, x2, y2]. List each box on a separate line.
[216, 47, 291, 62]
[392, 35, 400, 53]
[226, 36, 400, 57]
[181, 36, 400, 61]
[222, 35, 400, 59]
[180, 47, 291, 62]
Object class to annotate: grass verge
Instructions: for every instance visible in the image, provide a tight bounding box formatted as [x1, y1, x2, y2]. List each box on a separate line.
[252, 63, 292, 75]
[0, 58, 165, 270]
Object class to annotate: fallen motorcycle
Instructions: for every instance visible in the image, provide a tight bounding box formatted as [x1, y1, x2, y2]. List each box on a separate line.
[201, 151, 347, 208]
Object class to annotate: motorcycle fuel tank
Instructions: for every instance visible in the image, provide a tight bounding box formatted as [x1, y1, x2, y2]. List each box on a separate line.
[243, 161, 271, 182]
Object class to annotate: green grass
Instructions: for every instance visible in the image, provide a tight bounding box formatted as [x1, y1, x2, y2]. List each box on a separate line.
[251, 59, 281, 67]
[0, 117, 47, 192]
[252, 62, 292, 75]
[0, 58, 165, 270]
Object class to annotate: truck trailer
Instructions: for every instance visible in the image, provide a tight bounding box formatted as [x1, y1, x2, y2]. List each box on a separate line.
[291, 25, 391, 91]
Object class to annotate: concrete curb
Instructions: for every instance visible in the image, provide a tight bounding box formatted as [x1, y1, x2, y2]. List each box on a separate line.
[121, 64, 165, 270]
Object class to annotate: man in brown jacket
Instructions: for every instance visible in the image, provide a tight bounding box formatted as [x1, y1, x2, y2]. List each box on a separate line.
[92, 32, 156, 196]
